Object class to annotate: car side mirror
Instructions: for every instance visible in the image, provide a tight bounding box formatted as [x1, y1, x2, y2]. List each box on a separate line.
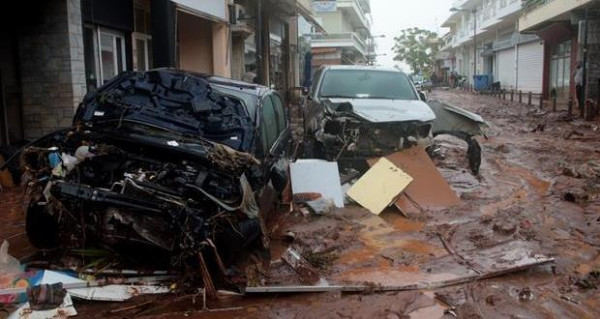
[418, 91, 427, 102]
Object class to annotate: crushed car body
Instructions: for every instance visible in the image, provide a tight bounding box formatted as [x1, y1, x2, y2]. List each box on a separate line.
[13, 69, 292, 288]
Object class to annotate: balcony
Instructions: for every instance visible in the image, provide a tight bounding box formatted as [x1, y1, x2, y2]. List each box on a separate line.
[520, 0, 595, 32]
[337, 0, 371, 30]
[523, 0, 555, 12]
[310, 32, 367, 55]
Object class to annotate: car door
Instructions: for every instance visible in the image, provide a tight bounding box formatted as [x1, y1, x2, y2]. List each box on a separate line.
[258, 91, 291, 192]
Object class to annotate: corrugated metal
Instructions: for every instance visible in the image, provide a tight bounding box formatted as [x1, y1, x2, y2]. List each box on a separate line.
[517, 41, 544, 93]
[497, 48, 515, 90]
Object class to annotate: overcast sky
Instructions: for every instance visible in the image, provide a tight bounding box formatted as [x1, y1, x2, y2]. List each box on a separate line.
[369, 0, 454, 71]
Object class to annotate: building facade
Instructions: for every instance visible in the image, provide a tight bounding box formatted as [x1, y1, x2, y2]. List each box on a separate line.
[230, 0, 321, 99]
[310, 0, 372, 68]
[0, 0, 320, 146]
[519, 0, 600, 107]
[441, 0, 544, 93]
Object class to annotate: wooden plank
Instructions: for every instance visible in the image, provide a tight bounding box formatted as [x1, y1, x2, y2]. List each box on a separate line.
[366, 147, 460, 216]
[460, 240, 555, 277]
[385, 147, 461, 211]
[250, 241, 554, 294]
[347, 157, 413, 215]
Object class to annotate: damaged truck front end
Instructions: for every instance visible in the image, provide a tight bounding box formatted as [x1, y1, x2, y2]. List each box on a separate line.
[311, 101, 434, 160]
[19, 70, 272, 281]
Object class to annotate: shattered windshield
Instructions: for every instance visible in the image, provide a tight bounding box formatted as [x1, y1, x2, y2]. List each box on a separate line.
[319, 70, 418, 100]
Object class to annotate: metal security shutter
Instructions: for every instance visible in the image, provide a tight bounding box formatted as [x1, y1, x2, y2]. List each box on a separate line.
[497, 48, 515, 90]
[517, 41, 544, 93]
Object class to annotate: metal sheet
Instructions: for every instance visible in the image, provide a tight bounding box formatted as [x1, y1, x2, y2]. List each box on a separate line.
[347, 158, 413, 215]
[427, 100, 486, 136]
[290, 160, 344, 208]
[68, 285, 170, 302]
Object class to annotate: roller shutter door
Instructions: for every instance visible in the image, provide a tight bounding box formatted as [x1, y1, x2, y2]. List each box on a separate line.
[517, 41, 544, 93]
[496, 48, 515, 90]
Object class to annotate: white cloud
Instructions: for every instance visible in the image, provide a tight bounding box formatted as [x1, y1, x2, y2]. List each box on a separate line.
[369, 0, 453, 72]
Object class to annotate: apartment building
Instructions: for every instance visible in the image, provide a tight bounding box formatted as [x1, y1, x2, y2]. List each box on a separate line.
[441, 0, 544, 93]
[520, 0, 600, 106]
[310, 0, 372, 67]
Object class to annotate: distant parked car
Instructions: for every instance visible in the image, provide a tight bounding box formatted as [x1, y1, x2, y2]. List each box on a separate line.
[414, 78, 433, 91]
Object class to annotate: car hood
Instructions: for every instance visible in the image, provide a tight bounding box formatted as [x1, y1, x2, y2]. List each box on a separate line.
[327, 98, 436, 123]
[75, 70, 254, 152]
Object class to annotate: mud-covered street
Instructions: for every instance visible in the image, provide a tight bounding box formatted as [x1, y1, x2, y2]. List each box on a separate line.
[1, 89, 599, 318]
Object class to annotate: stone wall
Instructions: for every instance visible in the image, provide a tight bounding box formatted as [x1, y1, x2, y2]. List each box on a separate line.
[19, 0, 85, 140]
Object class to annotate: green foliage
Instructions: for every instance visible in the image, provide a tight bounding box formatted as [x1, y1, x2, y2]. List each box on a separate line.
[392, 28, 440, 75]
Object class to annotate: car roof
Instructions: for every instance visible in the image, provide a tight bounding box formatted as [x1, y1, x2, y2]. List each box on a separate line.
[321, 65, 407, 74]
[207, 76, 271, 97]
[151, 68, 271, 97]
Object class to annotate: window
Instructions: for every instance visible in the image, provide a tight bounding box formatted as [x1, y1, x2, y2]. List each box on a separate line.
[261, 96, 279, 151]
[134, 1, 152, 71]
[549, 40, 572, 100]
[99, 31, 125, 82]
[83, 26, 127, 90]
[134, 34, 153, 71]
[271, 94, 287, 132]
[319, 70, 418, 100]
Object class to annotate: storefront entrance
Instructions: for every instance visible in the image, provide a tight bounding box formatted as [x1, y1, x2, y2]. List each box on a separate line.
[549, 40, 572, 102]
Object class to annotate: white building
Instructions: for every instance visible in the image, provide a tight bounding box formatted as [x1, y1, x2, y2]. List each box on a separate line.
[441, 0, 544, 92]
[310, 0, 372, 67]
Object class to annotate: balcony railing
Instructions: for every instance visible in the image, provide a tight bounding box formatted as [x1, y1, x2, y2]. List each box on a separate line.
[523, 0, 555, 12]
[492, 32, 540, 51]
[310, 32, 367, 55]
[338, 0, 371, 30]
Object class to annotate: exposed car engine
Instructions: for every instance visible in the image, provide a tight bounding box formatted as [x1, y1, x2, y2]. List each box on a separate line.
[19, 71, 266, 286]
[309, 101, 433, 160]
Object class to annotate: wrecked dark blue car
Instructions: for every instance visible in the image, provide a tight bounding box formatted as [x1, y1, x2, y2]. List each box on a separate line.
[16, 69, 292, 277]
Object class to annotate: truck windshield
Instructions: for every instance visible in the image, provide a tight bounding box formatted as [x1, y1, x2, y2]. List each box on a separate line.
[319, 70, 418, 100]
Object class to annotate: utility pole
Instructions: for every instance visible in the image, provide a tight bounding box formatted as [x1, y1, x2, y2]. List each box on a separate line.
[473, 9, 477, 78]
[582, 7, 589, 117]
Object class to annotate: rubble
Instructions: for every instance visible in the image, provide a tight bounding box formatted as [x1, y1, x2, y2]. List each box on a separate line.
[3, 85, 600, 317]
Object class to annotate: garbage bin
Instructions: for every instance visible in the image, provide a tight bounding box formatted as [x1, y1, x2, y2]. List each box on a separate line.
[473, 75, 489, 91]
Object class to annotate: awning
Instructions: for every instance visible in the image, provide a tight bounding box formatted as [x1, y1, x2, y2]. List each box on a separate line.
[171, 0, 228, 23]
[311, 47, 339, 54]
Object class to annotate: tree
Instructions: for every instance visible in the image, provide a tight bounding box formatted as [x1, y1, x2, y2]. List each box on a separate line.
[392, 28, 440, 76]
